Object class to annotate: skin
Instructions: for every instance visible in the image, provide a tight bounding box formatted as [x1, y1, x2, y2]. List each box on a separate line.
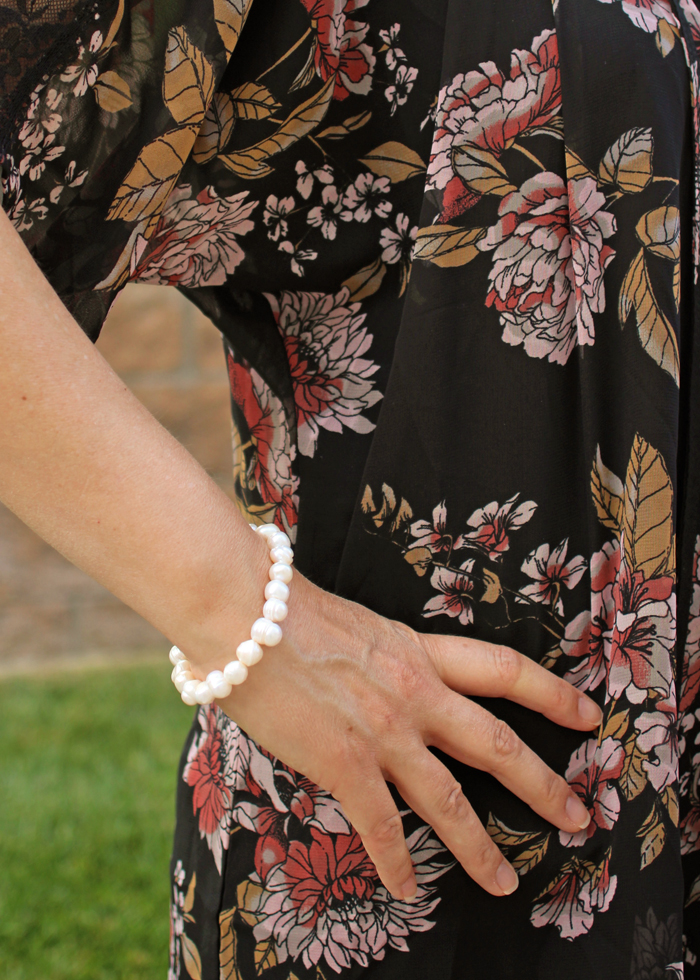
[0, 209, 602, 903]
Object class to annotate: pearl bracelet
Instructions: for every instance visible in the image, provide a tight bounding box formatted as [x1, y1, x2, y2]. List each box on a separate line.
[168, 523, 293, 706]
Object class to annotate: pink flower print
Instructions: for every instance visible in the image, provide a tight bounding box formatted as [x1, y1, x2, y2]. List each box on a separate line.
[131, 184, 256, 287]
[479, 173, 616, 365]
[559, 737, 625, 847]
[596, 0, 679, 33]
[681, 536, 700, 713]
[607, 554, 675, 704]
[634, 700, 679, 793]
[266, 290, 382, 457]
[427, 29, 560, 221]
[227, 357, 299, 538]
[307, 185, 343, 239]
[563, 541, 619, 692]
[531, 852, 617, 940]
[380, 212, 417, 264]
[250, 824, 452, 972]
[385, 64, 418, 115]
[422, 561, 476, 627]
[299, 0, 376, 101]
[409, 501, 451, 555]
[520, 539, 587, 614]
[340, 173, 392, 222]
[378, 23, 405, 70]
[263, 194, 295, 241]
[295, 160, 334, 200]
[455, 492, 537, 561]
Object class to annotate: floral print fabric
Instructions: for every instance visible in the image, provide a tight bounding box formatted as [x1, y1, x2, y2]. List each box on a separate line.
[4, 0, 700, 976]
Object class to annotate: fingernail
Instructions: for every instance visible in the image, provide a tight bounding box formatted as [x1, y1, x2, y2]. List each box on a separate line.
[578, 697, 603, 726]
[496, 861, 519, 895]
[566, 795, 591, 829]
[400, 878, 418, 903]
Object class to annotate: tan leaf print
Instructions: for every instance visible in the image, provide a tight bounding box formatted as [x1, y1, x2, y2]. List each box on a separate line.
[213, 0, 253, 54]
[359, 140, 427, 183]
[413, 225, 486, 268]
[219, 74, 335, 177]
[93, 70, 133, 112]
[621, 433, 674, 578]
[163, 27, 215, 127]
[107, 124, 199, 222]
[230, 81, 281, 121]
[619, 247, 680, 385]
[193, 92, 236, 164]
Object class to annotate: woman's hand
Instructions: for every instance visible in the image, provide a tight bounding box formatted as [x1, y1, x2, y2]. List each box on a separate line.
[205, 571, 602, 904]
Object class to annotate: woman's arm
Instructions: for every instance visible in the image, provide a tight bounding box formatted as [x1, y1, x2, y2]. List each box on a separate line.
[0, 209, 602, 902]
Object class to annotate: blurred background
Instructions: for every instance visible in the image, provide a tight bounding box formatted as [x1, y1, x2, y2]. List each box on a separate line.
[0, 285, 234, 980]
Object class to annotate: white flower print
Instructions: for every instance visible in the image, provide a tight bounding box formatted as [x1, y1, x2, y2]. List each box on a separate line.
[422, 560, 477, 626]
[381, 212, 417, 264]
[385, 64, 418, 115]
[519, 539, 587, 614]
[48, 159, 89, 205]
[409, 501, 451, 555]
[263, 194, 295, 241]
[278, 240, 318, 277]
[340, 173, 392, 222]
[307, 184, 343, 239]
[379, 23, 406, 70]
[60, 30, 103, 96]
[9, 195, 48, 232]
[295, 159, 334, 200]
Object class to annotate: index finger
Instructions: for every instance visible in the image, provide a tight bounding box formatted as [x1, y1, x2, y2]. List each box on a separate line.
[422, 634, 603, 731]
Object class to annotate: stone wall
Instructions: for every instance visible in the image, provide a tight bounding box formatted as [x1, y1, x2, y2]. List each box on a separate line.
[0, 284, 234, 671]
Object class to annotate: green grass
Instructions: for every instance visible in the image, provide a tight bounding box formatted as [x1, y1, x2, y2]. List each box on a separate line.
[0, 663, 193, 980]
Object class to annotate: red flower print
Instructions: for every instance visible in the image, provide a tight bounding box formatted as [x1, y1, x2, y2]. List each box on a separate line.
[559, 737, 625, 847]
[478, 173, 616, 365]
[298, 0, 375, 101]
[531, 851, 617, 940]
[422, 561, 476, 626]
[455, 492, 537, 561]
[520, 538, 587, 614]
[228, 356, 299, 538]
[680, 535, 700, 713]
[427, 29, 560, 221]
[607, 551, 675, 704]
[248, 824, 453, 972]
[266, 290, 382, 458]
[185, 710, 231, 838]
[564, 540, 619, 693]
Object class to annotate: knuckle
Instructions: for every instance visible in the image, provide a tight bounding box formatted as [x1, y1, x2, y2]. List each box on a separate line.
[434, 776, 470, 823]
[548, 680, 571, 716]
[366, 811, 404, 849]
[471, 836, 501, 875]
[541, 768, 569, 808]
[388, 656, 424, 700]
[490, 645, 521, 690]
[491, 718, 521, 767]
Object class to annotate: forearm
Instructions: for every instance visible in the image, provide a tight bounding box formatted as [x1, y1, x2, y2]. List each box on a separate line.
[0, 210, 269, 663]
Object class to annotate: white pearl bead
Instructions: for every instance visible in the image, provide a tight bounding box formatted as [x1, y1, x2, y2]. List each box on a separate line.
[263, 597, 288, 622]
[257, 524, 279, 540]
[174, 659, 192, 674]
[236, 639, 264, 666]
[265, 580, 290, 602]
[206, 670, 233, 699]
[269, 531, 291, 551]
[194, 681, 215, 705]
[175, 673, 192, 693]
[249, 523, 259, 531]
[251, 617, 283, 646]
[169, 646, 186, 665]
[269, 562, 293, 584]
[223, 660, 249, 685]
[181, 679, 199, 705]
[270, 546, 294, 565]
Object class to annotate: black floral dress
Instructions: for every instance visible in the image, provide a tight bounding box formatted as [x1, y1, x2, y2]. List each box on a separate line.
[4, 0, 700, 975]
